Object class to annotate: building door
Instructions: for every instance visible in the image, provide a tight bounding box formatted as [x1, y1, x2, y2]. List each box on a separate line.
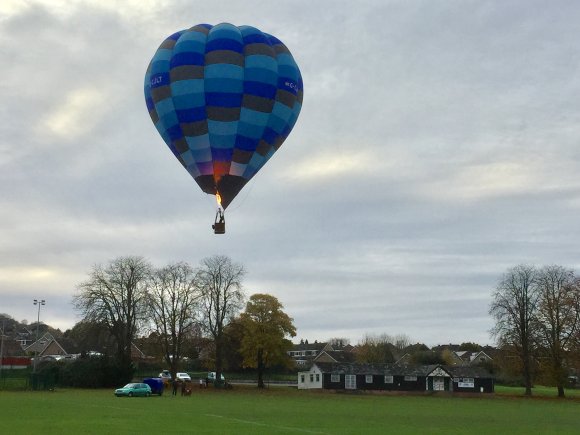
[433, 377, 445, 391]
[345, 374, 356, 390]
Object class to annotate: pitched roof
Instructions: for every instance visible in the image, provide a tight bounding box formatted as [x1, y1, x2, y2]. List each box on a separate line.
[24, 332, 67, 356]
[469, 351, 493, 363]
[314, 362, 392, 375]
[314, 362, 426, 376]
[444, 365, 494, 378]
[16, 328, 33, 337]
[131, 342, 146, 359]
[313, 362, 493, 379]
[292, 342, 332, 352]
[314, 350, 356, 364]
[395, 353, 412, 365]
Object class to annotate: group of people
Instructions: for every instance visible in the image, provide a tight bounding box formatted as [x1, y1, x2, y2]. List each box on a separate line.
[171, 379, 193, 396]
[171, 378, 208, 396]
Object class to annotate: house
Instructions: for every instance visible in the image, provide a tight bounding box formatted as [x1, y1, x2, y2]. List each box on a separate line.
[298, 362, 494, 393]
[395, 353, 412, 365]
[131, 342, 148, 360]
[288, 341, 334, 367]
[23, 332, 68, 359]
[314, 350, 356, 364]
[467, 351, 493, 366]
[288, 341, 358, 367]
[15, 327, 34, 347]
[453, 350, 493, 366]
[78, 343, 147, 361]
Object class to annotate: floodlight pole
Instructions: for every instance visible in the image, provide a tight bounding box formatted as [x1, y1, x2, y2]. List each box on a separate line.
[0, 317, 5, 381]
[32, 299, 45, 373]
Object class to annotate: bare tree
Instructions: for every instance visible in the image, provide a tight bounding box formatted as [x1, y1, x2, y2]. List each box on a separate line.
[328, 337, 351, 348]
[356, 333, 395, 364]
[197, 255, 245, 385]
[74, 256, 151, 369]
[535, 265, 580, 398]
[489, 264, 540, 396]
[394, 334, 412, 353]
[147, 262, 201, 380]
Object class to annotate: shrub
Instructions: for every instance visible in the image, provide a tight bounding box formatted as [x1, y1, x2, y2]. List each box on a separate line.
[40, 356, 135, 388]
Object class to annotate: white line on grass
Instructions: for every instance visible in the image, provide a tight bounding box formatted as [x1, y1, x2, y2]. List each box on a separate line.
[205, 414, 329, 434]
[89, 404, 135, 411]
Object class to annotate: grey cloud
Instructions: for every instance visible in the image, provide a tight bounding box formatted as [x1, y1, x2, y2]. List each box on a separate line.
[2, 1, 580, 347]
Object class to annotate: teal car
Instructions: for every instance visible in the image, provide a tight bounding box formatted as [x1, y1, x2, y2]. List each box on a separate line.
[114, 383, 151, 397]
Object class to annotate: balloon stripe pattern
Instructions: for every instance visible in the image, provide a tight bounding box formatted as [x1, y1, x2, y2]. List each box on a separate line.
[145, 23, 303, 209]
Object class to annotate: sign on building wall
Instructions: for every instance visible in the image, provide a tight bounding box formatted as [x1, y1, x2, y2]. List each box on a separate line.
[456, 377, 475, 388]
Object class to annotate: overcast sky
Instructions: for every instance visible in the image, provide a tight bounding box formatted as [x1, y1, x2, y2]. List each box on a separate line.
[1, 0, 579, 347]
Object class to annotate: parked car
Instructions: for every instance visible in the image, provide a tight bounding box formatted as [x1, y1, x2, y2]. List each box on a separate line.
[114, 383, 152, 397]
[143, 377, 164, 395]
[158, 370, 172, 381]
[206, 372, 225, 383]
[176, 372, 191, 382]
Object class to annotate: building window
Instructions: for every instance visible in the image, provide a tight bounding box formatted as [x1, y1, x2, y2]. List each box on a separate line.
[316, 374, 320, 382]
[331, 374, 340, 383]
[310, 374, 314, 382]
[365, 375, 373, 383]
[345, 374, 356, 390]
[384, 375, 394, 384]
[404, 375, 417, 381]
[300, 375, 305, 383]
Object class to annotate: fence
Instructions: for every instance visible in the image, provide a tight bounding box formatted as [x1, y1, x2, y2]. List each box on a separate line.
[0, 370, 29, 390]
[0, 369, 57, 391]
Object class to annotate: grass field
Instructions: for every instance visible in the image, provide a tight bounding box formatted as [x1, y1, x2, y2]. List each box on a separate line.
[495, 384, 580, 398]
[1, 386, 579, 434]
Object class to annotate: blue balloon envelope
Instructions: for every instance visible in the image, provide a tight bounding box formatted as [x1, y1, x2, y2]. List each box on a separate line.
[144, 23, 303, 210]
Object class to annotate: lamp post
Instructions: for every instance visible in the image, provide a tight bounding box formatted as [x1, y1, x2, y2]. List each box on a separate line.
[33, 299, 45, 373]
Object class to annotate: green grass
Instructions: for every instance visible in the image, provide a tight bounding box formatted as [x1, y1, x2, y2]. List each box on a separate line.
[0, 386, 578, 434]
[495, 384, 580, 398]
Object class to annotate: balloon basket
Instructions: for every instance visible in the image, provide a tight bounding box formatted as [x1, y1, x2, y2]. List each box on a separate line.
[212, 209, 225, 234]
[213, 222, 225, 234]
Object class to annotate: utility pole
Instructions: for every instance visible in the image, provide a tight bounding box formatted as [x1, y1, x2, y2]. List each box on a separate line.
[33, 299, 45, 373]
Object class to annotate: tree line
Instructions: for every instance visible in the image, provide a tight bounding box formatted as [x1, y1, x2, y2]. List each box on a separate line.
[73, 255, 296, 388]
[10, 257, 579, 394]
[489, 264, 580, 397]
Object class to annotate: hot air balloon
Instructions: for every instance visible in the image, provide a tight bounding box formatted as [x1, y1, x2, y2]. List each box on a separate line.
[144, 23, 303, 233]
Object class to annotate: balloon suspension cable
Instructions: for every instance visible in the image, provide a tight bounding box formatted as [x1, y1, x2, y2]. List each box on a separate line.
[212, 207, 225, 234]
